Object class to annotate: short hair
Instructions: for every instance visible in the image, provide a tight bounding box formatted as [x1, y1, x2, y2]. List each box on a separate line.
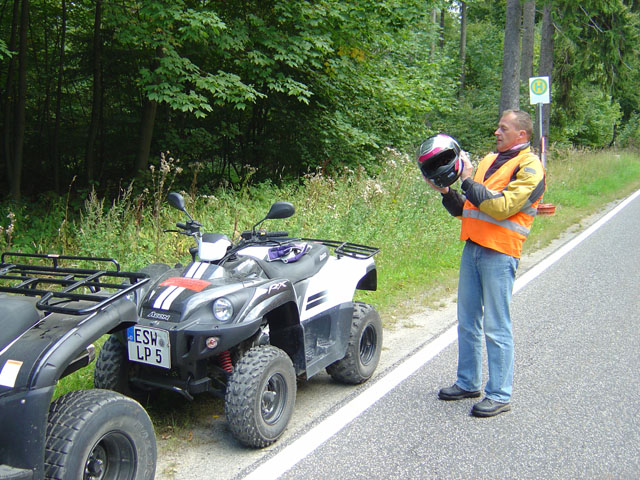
[502, 109, 533, 140]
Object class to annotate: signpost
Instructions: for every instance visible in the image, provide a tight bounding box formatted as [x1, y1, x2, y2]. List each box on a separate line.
[529, 76, 550, 168]
[529, 76, 555, 215]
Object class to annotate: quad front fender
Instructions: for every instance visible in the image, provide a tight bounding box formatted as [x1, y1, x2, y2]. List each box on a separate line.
[158, 279, 302, 367]
[0, 300, 137, 479]
[240, 280, 305, 373]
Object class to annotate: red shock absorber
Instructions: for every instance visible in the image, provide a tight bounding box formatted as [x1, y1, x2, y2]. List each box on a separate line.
[219, 350, 233, 373]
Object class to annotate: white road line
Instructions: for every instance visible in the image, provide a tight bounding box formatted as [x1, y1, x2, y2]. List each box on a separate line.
[514, 189, 640, 295]
[242, 326, 458, 480]
[242, 189, 640, 480]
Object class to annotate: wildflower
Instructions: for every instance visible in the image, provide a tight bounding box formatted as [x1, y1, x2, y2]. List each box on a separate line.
[160, 158, 170, 174]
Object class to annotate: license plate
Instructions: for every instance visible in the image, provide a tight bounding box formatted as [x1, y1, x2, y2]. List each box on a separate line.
[127, 326, 171, 369]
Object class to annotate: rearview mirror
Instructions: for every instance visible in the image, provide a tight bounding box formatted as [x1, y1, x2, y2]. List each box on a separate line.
[167, 192, 186, 212]
[266, 201, 295, 220]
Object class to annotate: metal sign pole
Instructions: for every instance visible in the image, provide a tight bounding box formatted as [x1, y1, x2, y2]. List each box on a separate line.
[530, 77, 554, 215]
[538, 102, 546, 169]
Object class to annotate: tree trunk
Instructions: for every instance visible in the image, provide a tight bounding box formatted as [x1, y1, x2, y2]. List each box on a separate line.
[11, 0, 29, 201]
[439, 9, 445, 50]
[2, 0, 20, 190]
[499, 0, 522, 117]
[430, 8, 437, 60]
[52, 0, 67, 194]
[459, 1, 467, 96]
[135, 99, 158, 174]
[537, 3, 554, 147]
[85, 0, 102, 186]
[135, 46, 164, 174]
[520, 0, 536, 84]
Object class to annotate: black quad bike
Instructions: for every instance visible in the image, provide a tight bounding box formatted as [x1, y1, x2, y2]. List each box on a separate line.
[0, 253, 156, 480]
[94, 193, 383, 448]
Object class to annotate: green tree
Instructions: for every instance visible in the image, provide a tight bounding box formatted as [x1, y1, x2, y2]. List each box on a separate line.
[499, 0, 521, 116]
[103, 1, 261, 174]
[551, 0, 639, 146]
[520, 0, 536, 84]
[1, 0, 639, 200]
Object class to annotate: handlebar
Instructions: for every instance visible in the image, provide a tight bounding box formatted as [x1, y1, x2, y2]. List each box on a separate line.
[164, 220, 202, 237]
[240, 230, 289, 240]
[265, 231, 289, 238]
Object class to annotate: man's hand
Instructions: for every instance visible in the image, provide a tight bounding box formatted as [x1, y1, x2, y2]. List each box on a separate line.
[424, 151, 472, 193]
[424, 177, 449, 194]
[459, 151, 473, 182]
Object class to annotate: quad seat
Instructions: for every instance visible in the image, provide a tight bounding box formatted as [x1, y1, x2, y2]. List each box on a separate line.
[247, 243, 330, 285]
[0, 295, 42, 351]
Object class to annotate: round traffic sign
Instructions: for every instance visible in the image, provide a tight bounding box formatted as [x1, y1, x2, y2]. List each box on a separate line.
[531, 78, 548, 95]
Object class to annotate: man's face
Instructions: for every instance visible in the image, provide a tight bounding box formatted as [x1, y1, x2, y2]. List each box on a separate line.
[494, 113, 525, 152]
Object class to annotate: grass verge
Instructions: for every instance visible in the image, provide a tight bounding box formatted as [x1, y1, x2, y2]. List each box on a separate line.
[3, 147, 640, 435]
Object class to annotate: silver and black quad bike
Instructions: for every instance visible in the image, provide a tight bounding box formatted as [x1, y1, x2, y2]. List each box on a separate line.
[0, 253, 156, 480]
[94, 192, 383, 448]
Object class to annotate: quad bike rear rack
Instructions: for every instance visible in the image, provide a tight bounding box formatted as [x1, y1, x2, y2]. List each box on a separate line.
[0, 252, 148, 316]
[301, 239, 379, 259]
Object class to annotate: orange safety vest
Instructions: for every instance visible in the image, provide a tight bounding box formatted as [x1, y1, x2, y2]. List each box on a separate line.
[460, 152, 543, 258]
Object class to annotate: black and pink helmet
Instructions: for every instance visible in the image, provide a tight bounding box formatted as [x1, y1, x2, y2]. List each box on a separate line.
[417, 134, 463, 188]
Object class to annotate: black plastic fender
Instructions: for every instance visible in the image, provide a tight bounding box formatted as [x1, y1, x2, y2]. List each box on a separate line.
[134, 278, 303, 373]
[23, 301, 136, 390]
[0, 300, 137, 478]
[185, 277, 302, 359]
[0, 385, 53, 479]
[243, 279, 305, 373]
[356, 265, 378, 291]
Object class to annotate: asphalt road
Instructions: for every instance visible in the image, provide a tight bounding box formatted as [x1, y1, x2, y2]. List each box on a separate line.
[233, 190, 640, 480]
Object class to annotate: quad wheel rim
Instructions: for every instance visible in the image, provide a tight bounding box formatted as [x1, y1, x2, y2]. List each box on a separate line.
[359, 324, 378, 366]
[84, 431, 136, 480]
[261, 372, 288, 425]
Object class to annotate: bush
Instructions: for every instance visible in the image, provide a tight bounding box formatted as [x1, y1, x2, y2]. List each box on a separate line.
[617, 113, 640, 149]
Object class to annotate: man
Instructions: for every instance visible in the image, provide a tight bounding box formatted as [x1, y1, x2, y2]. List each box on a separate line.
[428, 110, 545, 417]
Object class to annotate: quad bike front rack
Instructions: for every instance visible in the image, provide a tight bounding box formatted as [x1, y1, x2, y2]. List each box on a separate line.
[0, 252, 148, 316]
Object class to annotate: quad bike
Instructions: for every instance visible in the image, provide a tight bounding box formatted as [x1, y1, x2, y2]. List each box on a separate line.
[0, 253, 156, 480]
[94, 192, 383, 448]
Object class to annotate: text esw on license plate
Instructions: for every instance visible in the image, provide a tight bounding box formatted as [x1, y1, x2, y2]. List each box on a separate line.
[127, 326, 170, 369]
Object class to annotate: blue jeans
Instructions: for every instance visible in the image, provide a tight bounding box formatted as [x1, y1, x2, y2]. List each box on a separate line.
[456, 241, 519, 403]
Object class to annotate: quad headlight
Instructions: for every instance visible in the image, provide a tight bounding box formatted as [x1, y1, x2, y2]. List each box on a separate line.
[213, 297, 234, 322]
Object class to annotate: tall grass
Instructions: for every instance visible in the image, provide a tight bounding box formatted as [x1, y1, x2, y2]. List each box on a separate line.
[3, 148, 640, 314]
[3, 148, 640, 399]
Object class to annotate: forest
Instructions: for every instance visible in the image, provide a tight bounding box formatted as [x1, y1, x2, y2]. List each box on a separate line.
[1, 0, 639, 201]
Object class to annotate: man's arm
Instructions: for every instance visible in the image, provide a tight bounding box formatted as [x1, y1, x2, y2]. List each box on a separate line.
[462, 154, 545, 220]
[441, 188, 466, 217]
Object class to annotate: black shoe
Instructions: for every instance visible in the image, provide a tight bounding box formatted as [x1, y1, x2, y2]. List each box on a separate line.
[471, 398, 511, 417]
[438, 384, 481, 401]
